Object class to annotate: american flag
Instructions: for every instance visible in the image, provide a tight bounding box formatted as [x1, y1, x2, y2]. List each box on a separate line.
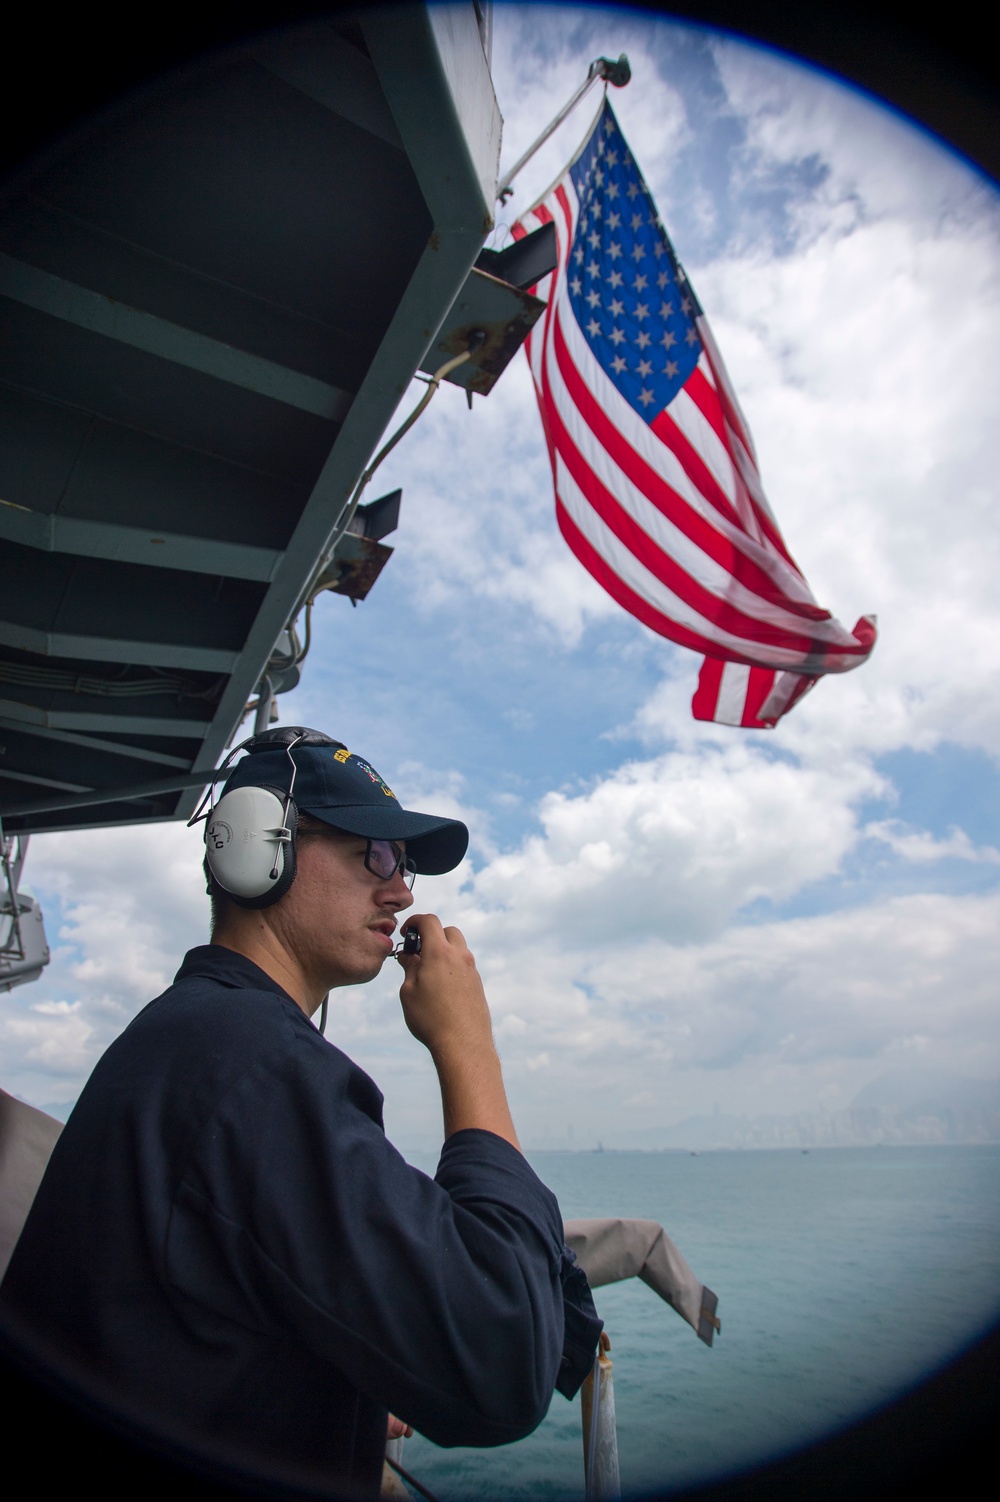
[512, 100, 875, 728]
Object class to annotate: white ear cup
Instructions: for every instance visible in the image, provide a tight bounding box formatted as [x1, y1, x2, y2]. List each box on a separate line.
[206, 786, 292, 900]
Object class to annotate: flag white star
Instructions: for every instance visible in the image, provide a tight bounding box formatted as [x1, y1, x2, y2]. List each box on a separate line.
[659, 329, 677, 349]
[607, 211, 621, 230]
[627, 182, 640, 199]
[637, 387, 654, 407]
[607, 242, 622, 261]
[634, 302, 650, 322]
[586, 289, 601, 308]
[633, 273, 648, 292]
[611, 354, 627, 373]
[685, 327, 699, 345]
[607, 270, 623, 288]
[609, 297, 624, 317]
[657, 271, 670, 289]
[659, 301, 674, 319]
[635, 331, 651, 349]
[587, 318, 601, 338]
[636, 358, 653, 377]
[631, 244, 645, 262]
[587, 261, 600, 278]
[570, 277, 583, 295]
[607, 182, 620, 200]
[630, 212, 644, 232]
[664, 360, 679, 377]
[609, 326, 626, 346]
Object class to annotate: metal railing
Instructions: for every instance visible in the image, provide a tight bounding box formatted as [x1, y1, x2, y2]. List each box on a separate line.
[0, 823, 50, 992]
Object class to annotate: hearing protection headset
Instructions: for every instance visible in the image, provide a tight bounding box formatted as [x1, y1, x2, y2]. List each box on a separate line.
[192, 727, 345, 909]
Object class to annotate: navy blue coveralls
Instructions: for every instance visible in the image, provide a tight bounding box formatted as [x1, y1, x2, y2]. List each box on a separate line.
[0, 947, 600, 1496]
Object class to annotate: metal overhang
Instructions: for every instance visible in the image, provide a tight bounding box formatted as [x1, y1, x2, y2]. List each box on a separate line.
[0, 4, 501, 835]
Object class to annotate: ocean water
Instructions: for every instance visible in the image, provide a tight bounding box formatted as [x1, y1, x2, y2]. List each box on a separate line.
[400, 1145, 1000, 1500]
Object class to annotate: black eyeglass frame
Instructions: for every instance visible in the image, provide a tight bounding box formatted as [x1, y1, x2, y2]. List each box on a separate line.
[364, 838, 416, 889]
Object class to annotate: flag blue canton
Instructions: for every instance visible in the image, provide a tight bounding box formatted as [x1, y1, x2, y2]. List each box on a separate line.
[567, 101, 702, 425]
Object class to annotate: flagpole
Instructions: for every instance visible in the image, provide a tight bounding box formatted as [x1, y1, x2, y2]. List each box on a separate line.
[496, 54, 630, 203]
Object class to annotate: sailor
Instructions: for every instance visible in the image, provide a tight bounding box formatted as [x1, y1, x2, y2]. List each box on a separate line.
[0, 728, 601, 1497]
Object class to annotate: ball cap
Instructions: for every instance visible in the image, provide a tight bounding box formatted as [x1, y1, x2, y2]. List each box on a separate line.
[222, 727, 468, 875]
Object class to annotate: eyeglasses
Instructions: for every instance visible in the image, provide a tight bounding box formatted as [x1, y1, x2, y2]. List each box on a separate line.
[364, 838, 416, 890]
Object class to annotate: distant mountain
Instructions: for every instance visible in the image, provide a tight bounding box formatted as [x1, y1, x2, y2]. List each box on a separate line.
[851, 1068, 1000, 1113]
[578, 1068, 1000, 1152]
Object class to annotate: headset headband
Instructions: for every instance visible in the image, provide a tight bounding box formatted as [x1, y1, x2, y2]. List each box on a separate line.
[194, 730, 340, 909]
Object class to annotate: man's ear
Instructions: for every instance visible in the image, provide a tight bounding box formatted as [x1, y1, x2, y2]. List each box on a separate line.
[205, 787, 298, 908]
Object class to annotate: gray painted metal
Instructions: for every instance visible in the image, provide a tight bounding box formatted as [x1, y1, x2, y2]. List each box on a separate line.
[0, 623, 238, 674]
[0, 768, 91, 794]
[0, 255, 354, 421]
[2, 770, 214, 821]
[0, 5, 501, 836]
[0, 719, 192, 769]
[0, 505, 280, 582]
[0, 699, 211, 738]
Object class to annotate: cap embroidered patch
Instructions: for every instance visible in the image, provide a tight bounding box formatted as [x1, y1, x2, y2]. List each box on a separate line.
[352, 757, 395, 798]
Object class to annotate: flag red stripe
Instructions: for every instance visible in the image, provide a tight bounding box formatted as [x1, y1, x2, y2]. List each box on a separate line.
[555, 306, 828, 618]
[695, 317, 756, 467]
[691, 657, 725, 720]
[543, 339, 832, 652]
[696, 328, 799, 567]
[550, 312, 830, 621]
[649, 407, 744, 533]
[691, 659, 788, 728]
[742, 665, 782, 726]
[555, 499, 767, 662]
[683, 364, 728, 450]
[681, 367, 780, 553]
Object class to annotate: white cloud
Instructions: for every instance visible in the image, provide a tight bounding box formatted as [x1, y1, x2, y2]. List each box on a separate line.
[444, 885, 1000, 1141]
[363, 360, 619, 650]
[0, 999, 95, 1075]
[463, 741, 882, 946]
[4, 823, 211, 1105]
[864, 820, 1000, 864]
[710, 34, 993, 235]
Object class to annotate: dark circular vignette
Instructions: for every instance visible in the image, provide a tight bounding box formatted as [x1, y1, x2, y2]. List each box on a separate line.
[606, 0, 1000, 189]
[1, 2, 998, 1499]
[2, 1, 999, 189]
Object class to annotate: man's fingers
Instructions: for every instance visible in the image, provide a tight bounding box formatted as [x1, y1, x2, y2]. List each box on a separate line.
[399, 916, 469, 952]
[402, 913, 438, 942]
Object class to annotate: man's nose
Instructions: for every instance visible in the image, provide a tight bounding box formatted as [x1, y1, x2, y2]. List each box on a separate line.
[385, 873, 415, 909]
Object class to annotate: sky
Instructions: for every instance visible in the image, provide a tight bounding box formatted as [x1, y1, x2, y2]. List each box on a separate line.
[4, 3, 1000, 1152]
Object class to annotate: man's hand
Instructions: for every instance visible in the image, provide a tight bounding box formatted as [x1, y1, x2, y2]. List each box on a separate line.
[396, 915, 520, 1152]
[387, 1415, 413, 1440]
[395, 915, 492, 1059]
